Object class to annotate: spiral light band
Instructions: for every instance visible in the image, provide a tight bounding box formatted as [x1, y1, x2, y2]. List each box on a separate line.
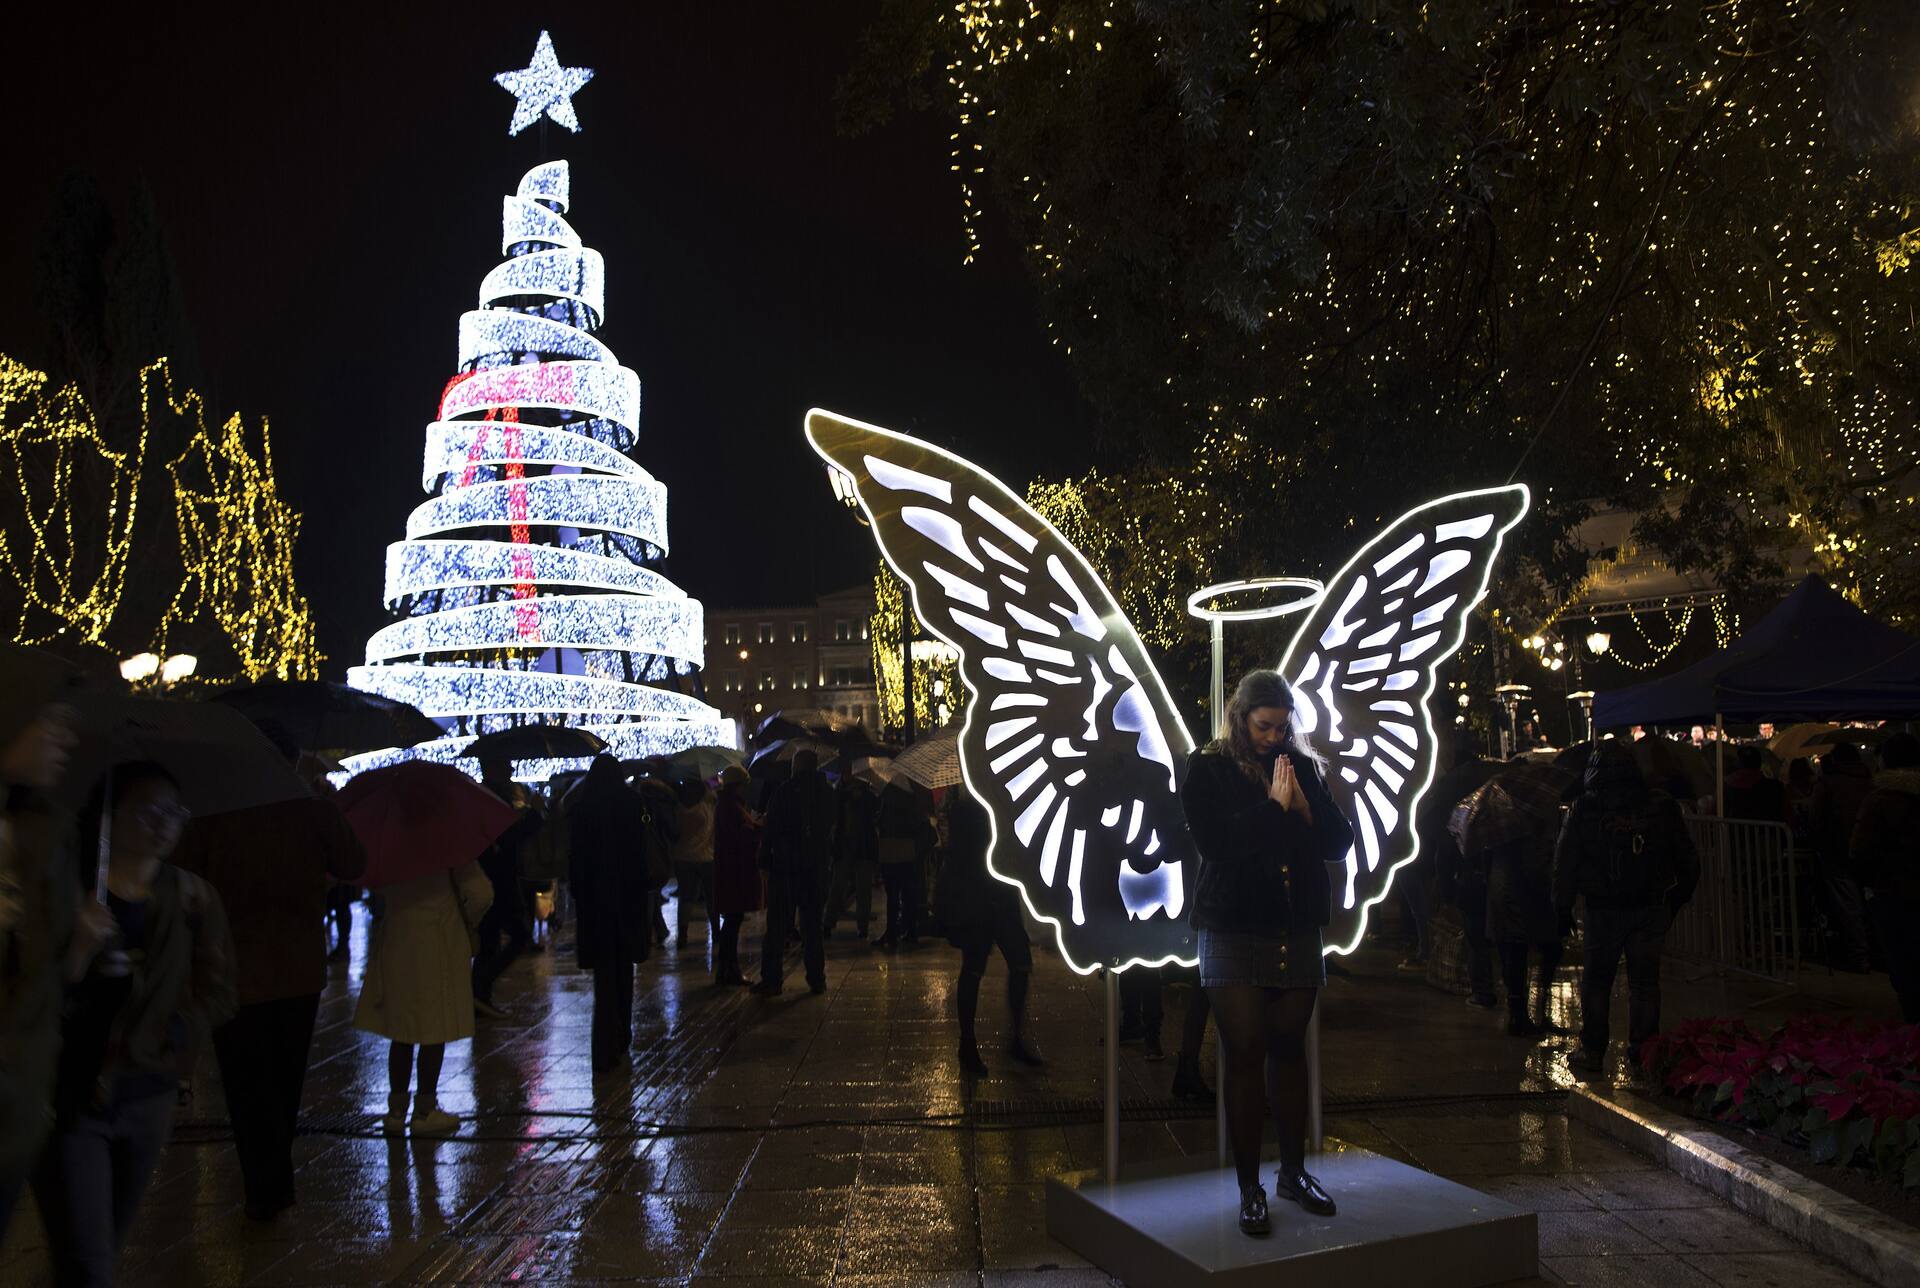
[384, 541, 683, 604]
[349, 158, 731, 778]
[422, 422, 641, 487]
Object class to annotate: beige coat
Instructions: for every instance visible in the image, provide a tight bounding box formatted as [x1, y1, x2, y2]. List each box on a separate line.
[353, 862, 492, 1046]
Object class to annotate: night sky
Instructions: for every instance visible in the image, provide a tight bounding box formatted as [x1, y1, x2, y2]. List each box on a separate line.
[0, 4, 1093, 678]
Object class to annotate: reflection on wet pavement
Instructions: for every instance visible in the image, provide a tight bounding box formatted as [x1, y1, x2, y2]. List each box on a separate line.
[0, 892, 1877, 1285]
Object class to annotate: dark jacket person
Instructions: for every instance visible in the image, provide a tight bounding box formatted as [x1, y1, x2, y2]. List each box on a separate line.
[1552, 742, 1698, 1074]
[0, 649, 83, 1231]
[754, 750, 836, 996]
[567, 755, 656, 1074]
[1850, 732, 1920, 1021]
[172, 721, 365, 1221]
[1180, 669, 1353, 1233]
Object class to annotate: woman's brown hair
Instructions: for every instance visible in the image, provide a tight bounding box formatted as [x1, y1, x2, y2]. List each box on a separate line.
[1209, 668, 1325, 784]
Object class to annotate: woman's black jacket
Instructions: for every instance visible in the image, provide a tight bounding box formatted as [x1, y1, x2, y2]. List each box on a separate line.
[1182, 747, 1353, 937]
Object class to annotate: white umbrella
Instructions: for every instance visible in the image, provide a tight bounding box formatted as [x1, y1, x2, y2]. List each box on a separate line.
[889, 728, 962, 790]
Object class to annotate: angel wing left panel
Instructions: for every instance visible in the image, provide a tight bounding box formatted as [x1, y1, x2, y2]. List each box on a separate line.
[805, 409, 1200, 973]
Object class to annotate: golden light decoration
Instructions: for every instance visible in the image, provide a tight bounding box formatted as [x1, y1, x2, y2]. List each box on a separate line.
[0, 354, 148, 646]
[869, 561, 964, 734]
[147, 359, 320, 681]
[0, 354, 319, 681]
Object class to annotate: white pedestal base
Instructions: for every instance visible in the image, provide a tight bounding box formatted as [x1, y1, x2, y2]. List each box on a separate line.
[1044, 1141, 1537, 1287]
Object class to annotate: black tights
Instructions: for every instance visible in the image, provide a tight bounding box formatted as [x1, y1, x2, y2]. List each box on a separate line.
[387, 1041, 444, 1105]
[1205, 984, 1317, 1192]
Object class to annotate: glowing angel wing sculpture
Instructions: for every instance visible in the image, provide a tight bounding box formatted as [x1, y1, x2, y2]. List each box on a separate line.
[1277, 486, 1530, 953]
[805, 409, 1528, 972]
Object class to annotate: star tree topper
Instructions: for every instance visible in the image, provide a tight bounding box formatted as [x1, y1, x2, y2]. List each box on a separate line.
[495, 31, 594, 137]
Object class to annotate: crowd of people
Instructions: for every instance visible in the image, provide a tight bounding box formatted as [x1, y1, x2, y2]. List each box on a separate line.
[5, 642, 1917, 1271]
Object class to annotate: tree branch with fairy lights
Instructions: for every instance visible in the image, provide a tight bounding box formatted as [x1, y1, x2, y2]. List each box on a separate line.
[844, 0, 1920, 629]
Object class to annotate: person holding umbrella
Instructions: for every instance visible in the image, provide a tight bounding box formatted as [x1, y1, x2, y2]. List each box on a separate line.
[0, 647, 91, 1235]
[37, 762, 236, 1288]
[566, 755, 658, 1074]
[754, 749, 836, 996]
[171, 720, 366, 1220]
[710, 766, 762, 987]
[874, 779, 930, 949]
[668, 776, 717, 954]
[339, 761, 513, 1137]
[1452, 759, 1577, 1036]
[939, 786, 1043, 1075]
[470, 756, 541, 1020]
[823, 773, 880, 941]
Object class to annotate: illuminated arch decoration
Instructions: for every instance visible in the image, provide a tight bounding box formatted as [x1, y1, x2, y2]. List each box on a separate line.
[345, 159, 732, 781]
[806, 408, 1528, 972]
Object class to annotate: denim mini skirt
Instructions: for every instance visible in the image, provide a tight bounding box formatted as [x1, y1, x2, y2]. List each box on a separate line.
[1196, 926, 1326, 989]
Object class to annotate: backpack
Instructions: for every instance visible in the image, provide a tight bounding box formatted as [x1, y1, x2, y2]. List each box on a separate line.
[1587, 791, 1680, 904]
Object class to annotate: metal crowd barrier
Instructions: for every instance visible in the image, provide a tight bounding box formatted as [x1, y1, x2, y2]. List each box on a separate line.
[1671, 815, 1800, 989]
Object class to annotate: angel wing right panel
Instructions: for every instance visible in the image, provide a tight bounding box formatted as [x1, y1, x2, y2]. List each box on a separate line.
[1279, 486, 1531, 955]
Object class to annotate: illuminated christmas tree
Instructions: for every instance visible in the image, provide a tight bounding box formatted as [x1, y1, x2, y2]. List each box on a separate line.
[346, 35, 731, 778]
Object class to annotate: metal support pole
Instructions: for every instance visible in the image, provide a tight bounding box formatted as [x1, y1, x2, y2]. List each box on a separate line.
[1713, 712, 1726, 819]
[1306, 995, 1324, 1154]
[1104, 967, 1121, 1184]
[1216, 1048, 1229, 1170]
[1209, 618, 1226, 738]
[902, 631, 916, 743]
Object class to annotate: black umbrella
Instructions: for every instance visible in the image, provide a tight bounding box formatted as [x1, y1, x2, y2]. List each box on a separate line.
[464, 723, 607, 763]
[209, 680, 443, 752]
[748, 737, 837, 779]
[750, 708, 855, 748]
[62, 691, 310, 820]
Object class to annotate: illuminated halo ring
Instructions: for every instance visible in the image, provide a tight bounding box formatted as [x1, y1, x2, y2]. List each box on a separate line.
[1184, 576, 1326, 623]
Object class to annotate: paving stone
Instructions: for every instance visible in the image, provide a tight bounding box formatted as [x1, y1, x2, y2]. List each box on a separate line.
[0, 908, 1882, 1287]
[1541, 1253, 1719, 1287]
[1681, 1250, 1888, 1287]
[1613, 1206, 1801, 1256]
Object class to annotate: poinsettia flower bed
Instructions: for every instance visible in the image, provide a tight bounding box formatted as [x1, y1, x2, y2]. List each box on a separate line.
[1640, 1015, 1920, 1190]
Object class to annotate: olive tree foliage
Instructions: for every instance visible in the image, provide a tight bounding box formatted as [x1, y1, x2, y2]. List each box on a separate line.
[844, 0, 1920, 629]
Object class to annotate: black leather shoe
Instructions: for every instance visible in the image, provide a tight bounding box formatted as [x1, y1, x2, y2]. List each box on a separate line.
[958, 1045, 989, 1076]
[1238, 1184, 1271, 1236]
[1276, 1166, 1336, 1216]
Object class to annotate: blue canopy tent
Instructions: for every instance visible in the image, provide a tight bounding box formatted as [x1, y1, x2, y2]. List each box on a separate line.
[1592, 574, 1920, 809]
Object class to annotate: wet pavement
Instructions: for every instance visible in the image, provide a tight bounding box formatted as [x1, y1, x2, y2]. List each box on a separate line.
[0, 891, 1888, 1287]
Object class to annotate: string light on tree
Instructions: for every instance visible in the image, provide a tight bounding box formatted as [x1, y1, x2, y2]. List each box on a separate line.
[0, 355, 316, 681]
[150, 359, 320, 681]
[0, 355, 147, 647]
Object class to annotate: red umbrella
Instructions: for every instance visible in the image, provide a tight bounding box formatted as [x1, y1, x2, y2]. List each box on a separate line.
[335, 760, 520, 889]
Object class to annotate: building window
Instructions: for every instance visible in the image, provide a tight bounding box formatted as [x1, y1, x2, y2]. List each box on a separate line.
[757, 622, 775, 644]
[723, 623, 740, 645]
[834, 618, 850, 642]
[790, 621, 808, 643]
[724, 671, 739, 693]
[792, 668, 807, 690]
[759, 670, 774, 692]
[860, 620, 870, 640]
[853, 705, 865, 726]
